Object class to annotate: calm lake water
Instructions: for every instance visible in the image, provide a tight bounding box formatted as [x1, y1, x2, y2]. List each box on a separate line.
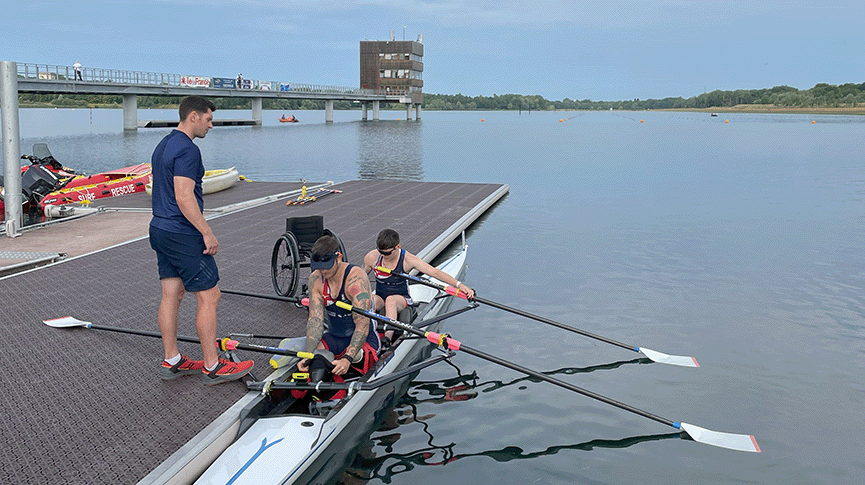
[14, 108, 865, 484]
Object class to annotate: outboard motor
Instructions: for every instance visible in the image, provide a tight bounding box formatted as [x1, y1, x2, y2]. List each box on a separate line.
[21, 164, 62, 206]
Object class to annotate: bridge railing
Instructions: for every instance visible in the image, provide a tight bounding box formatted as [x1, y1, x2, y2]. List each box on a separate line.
[15, 62, 380, 96]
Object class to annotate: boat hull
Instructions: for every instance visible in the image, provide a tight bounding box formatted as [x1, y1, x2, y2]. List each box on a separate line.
[144, 167, 239, 196]
[38, 163, 152, 208]
[195, 247, 467, 485]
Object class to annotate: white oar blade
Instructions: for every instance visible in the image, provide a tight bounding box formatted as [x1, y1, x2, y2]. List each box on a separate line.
[638, 347, 699, 368]
[680, 422, 761, 453]
[43, 316, 91, 328]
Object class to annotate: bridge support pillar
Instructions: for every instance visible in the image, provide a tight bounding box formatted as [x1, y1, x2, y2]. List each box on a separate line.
[362, 103, 368, 121]
[325, 100, 334, 123]
[1, 60, 22, 236]
[251, 98, 262, 125]
[373, 101, 380, 121]
[122, 94, 138, 131]
[405, 103, 411, 121]
[415, 104, 421, 121]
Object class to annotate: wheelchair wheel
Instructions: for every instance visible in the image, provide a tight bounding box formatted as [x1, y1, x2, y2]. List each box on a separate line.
[271, 233, 300, 297]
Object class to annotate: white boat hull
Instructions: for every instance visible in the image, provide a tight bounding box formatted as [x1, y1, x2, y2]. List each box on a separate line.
[195, 247, 468, 485]
[145, 167, 239, 196]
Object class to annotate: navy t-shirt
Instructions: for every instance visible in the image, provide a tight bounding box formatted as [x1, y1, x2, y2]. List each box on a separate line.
[149, 130, 204, 235]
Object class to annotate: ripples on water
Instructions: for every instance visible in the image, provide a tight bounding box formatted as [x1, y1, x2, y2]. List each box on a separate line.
[14, 109, 865, 484]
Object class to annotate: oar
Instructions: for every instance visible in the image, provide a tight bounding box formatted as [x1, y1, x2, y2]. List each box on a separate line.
[221, 289, 308, 306]
[42, 316, 315, 359]
[336, 301, 759, 453]
[377, 267, 698, 368]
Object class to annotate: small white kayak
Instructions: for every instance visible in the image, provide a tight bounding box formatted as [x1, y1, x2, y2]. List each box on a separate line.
[145, 167, 241, 195]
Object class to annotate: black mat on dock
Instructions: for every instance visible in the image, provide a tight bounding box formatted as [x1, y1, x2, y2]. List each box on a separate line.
[0, 180, 505, 484]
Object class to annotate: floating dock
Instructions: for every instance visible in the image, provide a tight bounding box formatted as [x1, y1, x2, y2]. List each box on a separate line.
[0, 179, 508, 484]
[138, 119, 258, 128]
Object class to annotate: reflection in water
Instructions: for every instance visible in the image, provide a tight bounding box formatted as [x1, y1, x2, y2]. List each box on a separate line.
[356, 121, 424, 180]
[338, 357, 654, 484]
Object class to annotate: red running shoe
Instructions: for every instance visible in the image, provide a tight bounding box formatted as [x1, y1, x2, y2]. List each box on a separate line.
[201, 357, 254, 386]
[160, 354, 205, 380]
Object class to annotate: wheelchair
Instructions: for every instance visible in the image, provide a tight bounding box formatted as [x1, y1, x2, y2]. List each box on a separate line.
[271, 215, 348, 300]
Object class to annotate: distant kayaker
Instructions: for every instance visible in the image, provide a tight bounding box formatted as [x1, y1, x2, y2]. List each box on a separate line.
[149, 95, 254, 385]
[298, 235, 380, 377]
[363, 228, 474, 347]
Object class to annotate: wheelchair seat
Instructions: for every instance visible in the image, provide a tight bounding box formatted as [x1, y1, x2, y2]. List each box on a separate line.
[271, 215, 348, 298]
[286, 215, 324, 253]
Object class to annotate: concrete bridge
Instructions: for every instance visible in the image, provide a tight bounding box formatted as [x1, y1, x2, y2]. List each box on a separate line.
[1, 60, 422, 236]
[8, 61, 423, 128]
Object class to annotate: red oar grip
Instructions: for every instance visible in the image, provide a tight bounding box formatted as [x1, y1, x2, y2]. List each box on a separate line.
[219, 337, 238, 351]
[425, 331, 461, 350]
[444, 285, 468, 300]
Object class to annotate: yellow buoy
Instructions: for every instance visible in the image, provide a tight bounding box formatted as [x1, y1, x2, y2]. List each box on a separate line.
[559, 119, 563, 122]
[481, 118, 485, 122]
[640, 120, 644, 123]
[812, 120, 816, 124]
[725, 120, 729, 123]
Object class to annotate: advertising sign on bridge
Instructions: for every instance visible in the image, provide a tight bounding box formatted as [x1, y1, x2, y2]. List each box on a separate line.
[212, 77, 236, 89]
[181, 75, 211, 88]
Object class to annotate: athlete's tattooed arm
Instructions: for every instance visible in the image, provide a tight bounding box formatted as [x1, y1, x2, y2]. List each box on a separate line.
[344, 266, 373, 363]
[305, 274, 326, 353]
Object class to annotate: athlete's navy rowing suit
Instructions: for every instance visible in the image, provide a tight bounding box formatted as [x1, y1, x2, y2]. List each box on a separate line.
[373, 249, 413, 305]
[321, 264, 380, 356]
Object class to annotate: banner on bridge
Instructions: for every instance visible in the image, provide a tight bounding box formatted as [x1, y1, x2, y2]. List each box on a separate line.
[212, 77, 236, 89]
[181, 75, 211, 88]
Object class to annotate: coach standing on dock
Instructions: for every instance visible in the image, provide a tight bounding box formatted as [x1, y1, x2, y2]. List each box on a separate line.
[149, 96, 253, 385]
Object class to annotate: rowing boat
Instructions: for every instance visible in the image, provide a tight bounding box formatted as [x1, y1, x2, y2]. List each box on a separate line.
[194, 245, 470, 484]
[144, 167, 240, 196]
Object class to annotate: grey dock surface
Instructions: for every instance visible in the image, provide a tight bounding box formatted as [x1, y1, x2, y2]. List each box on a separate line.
[0, 179, 507, 484]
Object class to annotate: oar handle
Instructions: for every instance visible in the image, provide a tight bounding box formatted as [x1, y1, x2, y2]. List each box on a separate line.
[375, 266, 470, 300]
[218, 337, 314, 359]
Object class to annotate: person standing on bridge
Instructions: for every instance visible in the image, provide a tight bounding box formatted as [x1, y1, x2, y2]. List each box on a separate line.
[73, 60, 82, 81]
[149, 96, 254, 386]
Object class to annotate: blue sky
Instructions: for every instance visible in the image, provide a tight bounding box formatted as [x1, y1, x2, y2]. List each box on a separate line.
[3, 0, 863, 101]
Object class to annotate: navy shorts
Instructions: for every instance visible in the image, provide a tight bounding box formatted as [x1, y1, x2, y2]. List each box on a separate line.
[149, 225, 219, 292]
[322, 321, 380, 357]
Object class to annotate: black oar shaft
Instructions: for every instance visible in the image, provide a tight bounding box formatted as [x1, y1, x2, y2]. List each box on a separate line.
[453, 340, 675, 428]
[386, 269, 636, 353]
[338, 303, 677, 429]
[471, 295, 635, 352]
[221, 289, 302, 304]
[86, 324, 308, 358]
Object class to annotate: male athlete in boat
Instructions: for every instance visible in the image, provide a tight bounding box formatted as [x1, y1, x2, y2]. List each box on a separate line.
[363, 229, 475, 347]
[299, 235, 380, 376]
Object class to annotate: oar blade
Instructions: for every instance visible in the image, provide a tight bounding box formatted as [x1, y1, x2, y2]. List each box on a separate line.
[43, 316, 91, 328]
[638, 347, 699, 368]
[680, 422, 761, 453]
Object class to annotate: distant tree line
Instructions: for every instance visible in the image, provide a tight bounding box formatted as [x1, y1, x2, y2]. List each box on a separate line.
[424, 83, 865, 110]
[16, 82, 865, 111]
